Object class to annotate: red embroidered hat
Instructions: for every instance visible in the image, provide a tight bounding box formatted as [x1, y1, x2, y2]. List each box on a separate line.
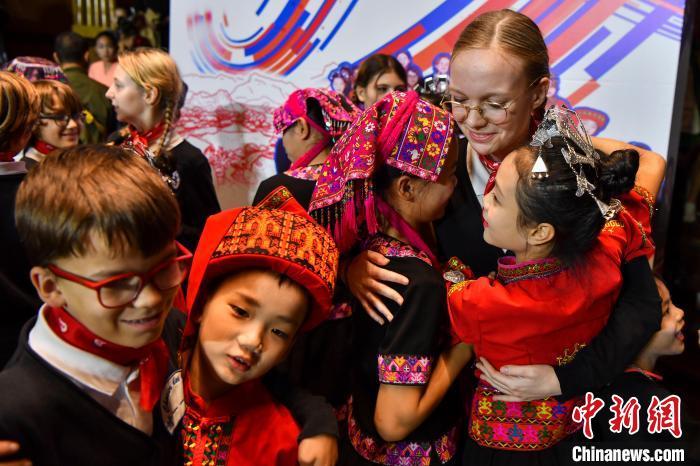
[183, 187, 339, 348]
[273, 88, 359, 138]
[274, 88, 360, 170]
[309, 90, 454, 252]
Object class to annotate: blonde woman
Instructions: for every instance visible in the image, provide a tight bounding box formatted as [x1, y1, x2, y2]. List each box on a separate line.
[106, 47, 220, 251]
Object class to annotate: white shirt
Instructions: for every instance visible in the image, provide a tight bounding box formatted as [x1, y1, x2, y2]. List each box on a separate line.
[28, 306, 154, 434]
[466, 143, 491, 207]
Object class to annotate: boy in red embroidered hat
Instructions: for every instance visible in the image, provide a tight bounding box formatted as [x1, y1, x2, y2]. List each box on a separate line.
[178, 186, 339, 466]
[0, 144, 189, 466]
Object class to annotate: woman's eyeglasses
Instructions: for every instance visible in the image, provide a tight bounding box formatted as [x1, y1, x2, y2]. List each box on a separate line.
[440, 78, 542, 125]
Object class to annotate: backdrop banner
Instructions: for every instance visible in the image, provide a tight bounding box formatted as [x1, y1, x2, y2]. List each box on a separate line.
[170, 0, 687, 208]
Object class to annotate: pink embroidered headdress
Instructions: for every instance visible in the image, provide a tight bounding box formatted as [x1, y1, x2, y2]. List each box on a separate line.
[273, 88, 359, 169]
[309, 90, 454, 255]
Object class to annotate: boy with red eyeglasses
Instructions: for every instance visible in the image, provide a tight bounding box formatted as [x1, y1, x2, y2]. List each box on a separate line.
[0, 145, 188, 466]
[0, 146, 338, 466]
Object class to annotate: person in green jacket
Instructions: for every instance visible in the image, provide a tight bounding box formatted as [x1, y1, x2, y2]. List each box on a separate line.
[53, 31, 114, 143]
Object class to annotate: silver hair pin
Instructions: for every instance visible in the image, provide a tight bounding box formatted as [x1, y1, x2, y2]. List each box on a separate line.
[529, 105, 621, 220]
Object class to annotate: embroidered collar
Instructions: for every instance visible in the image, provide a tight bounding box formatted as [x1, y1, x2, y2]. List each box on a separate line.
[285, 164, 323, 181]
[364, 233, 433, 268]
[497, 256, 562, 284]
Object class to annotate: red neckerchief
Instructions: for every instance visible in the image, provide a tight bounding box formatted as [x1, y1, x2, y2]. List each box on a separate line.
[44, 306, 170, 411]
[625, 366, 663, 382]
[0, 151, 15, 162]
[477, 151, 501, 196]
[127, 121, 166, 147]
[34, 140, 57, 156]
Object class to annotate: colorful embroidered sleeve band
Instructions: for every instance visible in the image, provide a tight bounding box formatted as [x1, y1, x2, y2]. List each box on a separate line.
[377, 354, 433, 385]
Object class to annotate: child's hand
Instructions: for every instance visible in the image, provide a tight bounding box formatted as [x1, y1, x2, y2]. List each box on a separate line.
[298, 434, 338, 466]
[476, 357, 562, 401]
[0, 441, 30, 466]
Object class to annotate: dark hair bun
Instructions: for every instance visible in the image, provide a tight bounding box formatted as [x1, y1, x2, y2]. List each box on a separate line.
[598, 148, 639, 196]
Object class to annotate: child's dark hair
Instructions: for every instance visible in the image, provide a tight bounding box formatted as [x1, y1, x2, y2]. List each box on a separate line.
[304, 98, 325, 134]
[95, 30, 118, 47]
[15, 144, 181, 265]
[514, 136, 639, 265]
[374, 164, 423, 197]
[353, 54, 407, 104]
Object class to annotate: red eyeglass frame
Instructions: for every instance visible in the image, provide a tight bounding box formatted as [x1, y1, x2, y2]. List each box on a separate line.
[47, 242, 193, 309]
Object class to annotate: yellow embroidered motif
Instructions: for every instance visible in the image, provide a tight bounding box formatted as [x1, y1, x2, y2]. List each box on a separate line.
[602, 220, 624, 234]
[556, 343, 587, 366]
[536, 402, 553, 420]
[635, 219, 648, 247]
[634, 185, 655, 219]
[478, 398, 493, 415]
[448, 280, 471, 297]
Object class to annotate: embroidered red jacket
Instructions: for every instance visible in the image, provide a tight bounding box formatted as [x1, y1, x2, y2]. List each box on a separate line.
[447, 188, 655, 451]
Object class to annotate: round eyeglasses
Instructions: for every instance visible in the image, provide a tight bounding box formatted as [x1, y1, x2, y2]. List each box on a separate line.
[440, 78, 542, 125]
[47, 243, 192, 309]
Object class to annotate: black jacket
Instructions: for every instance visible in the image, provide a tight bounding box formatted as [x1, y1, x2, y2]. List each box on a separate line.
[0, 311, 184, 466]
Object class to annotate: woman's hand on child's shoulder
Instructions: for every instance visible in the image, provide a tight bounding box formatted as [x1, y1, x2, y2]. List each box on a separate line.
[0, 441, 30, 466]
[346, 250, 409, 325]
[298, 434, 338, 466]
[476, 357, 562, 402]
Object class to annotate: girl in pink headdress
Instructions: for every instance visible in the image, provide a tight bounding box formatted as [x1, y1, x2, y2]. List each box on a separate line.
[253, 88, 360, 423]
[310, 91, 461, 465]
[253, 88, 359, 209]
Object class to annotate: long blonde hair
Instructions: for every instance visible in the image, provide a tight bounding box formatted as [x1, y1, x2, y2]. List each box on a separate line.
[118, 48, 183, 156]
[0, 71, 40, 153]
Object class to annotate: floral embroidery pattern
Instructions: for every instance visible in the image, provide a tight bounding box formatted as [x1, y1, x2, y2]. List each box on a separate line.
[181, 410, 233, 466]
[497, 256, 562, 285]
[378, 354, 433, 385]
[285, 164, 323, 181]
[348, 400, 458, 465]
[556, 343, 587, 366]
[364, 234, 433, 267]
[469, 381, 582, 451]
[310, 92, 453, 211]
